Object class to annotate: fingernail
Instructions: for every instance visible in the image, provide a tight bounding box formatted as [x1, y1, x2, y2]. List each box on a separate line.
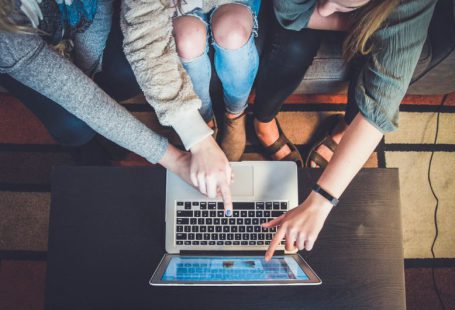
[226, 209, 232, 217]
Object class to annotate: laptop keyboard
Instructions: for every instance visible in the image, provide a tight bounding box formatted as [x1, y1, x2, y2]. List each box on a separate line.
[175, 201, 288, 246]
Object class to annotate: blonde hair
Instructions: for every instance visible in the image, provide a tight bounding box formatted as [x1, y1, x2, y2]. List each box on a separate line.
[0, 0, 34, 33]
[343, 0, 401, 61]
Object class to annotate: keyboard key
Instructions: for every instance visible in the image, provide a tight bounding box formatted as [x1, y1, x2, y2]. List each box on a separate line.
[192, 201, 199, 206]
[266, 202, 273, 209]
[218, 202, 224, 210]
[198, 218, 204, 225]
[177, 218, 189, 225]
[248, 211, 255, 217]
[202, 211, 209, 217]
[188, 233, 195, 240]
[235, 234, 241, 240]
[233, 211, 239, 217]
[177, 226, 183, 232]
[231, 226, 238, 232]
[257, 241, 264, 245]
[184, 226, 191, 232]
[227, 234, 234, 240]
[260, 218, 267, 224]
[222, 218, 228, 225]
[281, 202, 288, 210]
[208, 226, 214, 232]
[233, 241, 240, 245]
[273, 202, 280, 210]
[216, 226, 222, 232]
[241, 211, 247, 217]
[229, 219, 236, 225]
[256, 202, 264, 209]
[201, 241, 208, 245]
[192, 226, 198, 232]
[176, 241, 183, 245]
[208, 202, 217, 209]
[239, 226, 246, 232]
[200, 202, 207, 209]
[265, 241, 270, 245]
[251, 233, 257, 240]
[192, 241, 199, 245]
[258, 234, 265, 240]
[196, 233, 202, 240]
[266, 233, 273, 240]
[234, 202, 255, 210]
[272, 211, 285, 217]
[177, 201, 184, 206]
[264, 211, 271, 217]
[217, 241, 224, 245]
[220, 233, 226, 240]
[209, 241, 216, 245]
[177, 210, 193, 217]
[184, 241, 191, 245]
[249, 241, 256, 245]
[241, 241, 248, 245]
[243, 233, 249, 240]
[200, 226, 207, 232]
[247, 226, 253, 232]
[204, 233, 210, 240]
[190, 218, 197, 225]
[194, 211, 201, 217]
[212, 234, 219, 240]
[252, 218, 259, 225]
[237, 218, 244, 225]
[185, 202, 192, 210]
[218, 211, 224, 217]
[176, 233, 186, 240]
[254, 226, 261, 232]
[245, 219, 252, 225]
[206, 218, 213, 225]
[256, 211, 263, 218]
[223, 226, 230, 232]
[225, 241, 232, 245]
[214, 219, 221, 225]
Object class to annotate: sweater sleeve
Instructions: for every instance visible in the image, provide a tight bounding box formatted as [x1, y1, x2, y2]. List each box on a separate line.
[120, 0, 212, 150]
[353, 0, 437, 133]
[0, 30, 169, 164]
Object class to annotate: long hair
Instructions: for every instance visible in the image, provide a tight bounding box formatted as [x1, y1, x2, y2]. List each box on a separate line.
[0, 0, 35, 33]
[343, 0, 401, 61]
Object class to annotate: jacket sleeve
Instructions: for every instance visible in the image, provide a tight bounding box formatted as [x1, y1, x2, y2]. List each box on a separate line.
[120, 0, 212, 150]
[353, 0, 437, 133]
[0, 30, 169, 164]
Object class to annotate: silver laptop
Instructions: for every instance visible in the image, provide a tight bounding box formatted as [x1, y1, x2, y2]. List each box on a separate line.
[150, 161, 321, 286]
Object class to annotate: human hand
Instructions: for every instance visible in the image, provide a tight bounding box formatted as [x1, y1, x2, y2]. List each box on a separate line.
[262, 192, 333, 261]
[190, 136, 233, 216]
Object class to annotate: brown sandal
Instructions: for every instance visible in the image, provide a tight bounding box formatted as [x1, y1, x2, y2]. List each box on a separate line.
[260, 118, 304, 167]
[305, 114, 343, 168]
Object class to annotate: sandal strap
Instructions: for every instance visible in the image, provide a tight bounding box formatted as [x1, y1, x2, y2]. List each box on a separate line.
[321, 136, 338, 153]
[309, 151, 329, 168]
[263, 134, 289, 157]
[282, 150, 303, 167]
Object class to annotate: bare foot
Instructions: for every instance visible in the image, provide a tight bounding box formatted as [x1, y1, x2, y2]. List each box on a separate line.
[254, 118, 292, 160]
[310, 118, 348, 167]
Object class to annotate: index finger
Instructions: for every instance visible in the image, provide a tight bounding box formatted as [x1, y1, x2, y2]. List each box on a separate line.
[219, 181, 233, 216]
[264, 225, 286, 261]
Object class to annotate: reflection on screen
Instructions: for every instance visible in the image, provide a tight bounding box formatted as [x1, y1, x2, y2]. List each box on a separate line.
[162, 256, 309, 281]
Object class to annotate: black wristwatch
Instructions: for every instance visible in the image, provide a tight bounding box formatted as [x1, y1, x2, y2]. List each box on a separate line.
[312, 184, 339, 207]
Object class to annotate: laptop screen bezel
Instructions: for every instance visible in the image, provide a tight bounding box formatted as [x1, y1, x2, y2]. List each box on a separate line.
[149, 253, 322, 286]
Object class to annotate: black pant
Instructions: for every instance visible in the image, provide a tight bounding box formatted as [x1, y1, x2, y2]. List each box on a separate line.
[253, 13, 360, 125]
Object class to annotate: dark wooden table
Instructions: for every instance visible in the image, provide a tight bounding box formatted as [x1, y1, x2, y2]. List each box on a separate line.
[46, 166, 405, 310]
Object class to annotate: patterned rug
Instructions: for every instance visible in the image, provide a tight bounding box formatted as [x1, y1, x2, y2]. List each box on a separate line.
[0, 91, 454, 309]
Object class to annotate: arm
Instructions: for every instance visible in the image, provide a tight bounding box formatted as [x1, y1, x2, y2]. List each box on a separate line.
[264, 0, 437, 259]
[120, 0, 233, 213]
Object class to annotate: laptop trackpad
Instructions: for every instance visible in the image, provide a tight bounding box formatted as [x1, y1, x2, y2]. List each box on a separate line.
[230, 165, 254, 196]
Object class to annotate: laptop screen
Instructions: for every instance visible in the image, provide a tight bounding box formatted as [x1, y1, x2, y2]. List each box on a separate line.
[162, 256, 309, 282]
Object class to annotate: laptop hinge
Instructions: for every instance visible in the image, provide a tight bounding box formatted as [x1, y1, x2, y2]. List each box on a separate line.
[180, 250, 285, 256]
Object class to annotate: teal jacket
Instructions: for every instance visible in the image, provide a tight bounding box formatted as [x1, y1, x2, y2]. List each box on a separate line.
[274, 0, 437, 133]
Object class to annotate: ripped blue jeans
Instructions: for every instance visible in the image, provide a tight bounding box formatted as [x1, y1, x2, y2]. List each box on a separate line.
[179, 0, 261, 122]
